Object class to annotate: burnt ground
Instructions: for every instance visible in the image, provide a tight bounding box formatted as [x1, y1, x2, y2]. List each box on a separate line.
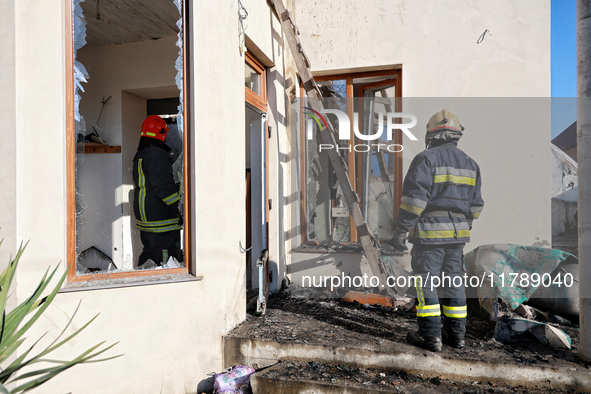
[231, 293, 587, 392]
[263, 360, 584, 393]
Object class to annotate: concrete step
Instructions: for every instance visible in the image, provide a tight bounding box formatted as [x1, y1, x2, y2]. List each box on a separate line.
[251, 361, 421, 393]
[252, 370, 395, 394]
[249, 360, 565, 394]
[224, 335, 591, 392]
[226, 297, 587, 392]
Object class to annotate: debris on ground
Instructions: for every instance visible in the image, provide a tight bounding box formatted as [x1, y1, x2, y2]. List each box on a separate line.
[514, 304, 536, 320]
[259, 360, 580, 393]
[198, 365, 255, 394]
[231, 293, 582, 372]
[295, 241, 364, 253]
[341, 291, 394, 307]
[528, 255, 579, 320]
[214, 365, 255, 394]
[530, 323, 572, 350]
[341, 291, 415, 311]
[464, 244, 578, 319]
[499, 316, 572, 350]
[294, 239, 406, 255]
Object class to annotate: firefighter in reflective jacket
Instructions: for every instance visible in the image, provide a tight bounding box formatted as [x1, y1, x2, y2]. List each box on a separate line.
[389, 109, 484, 352]
[133, 115, 183, 267]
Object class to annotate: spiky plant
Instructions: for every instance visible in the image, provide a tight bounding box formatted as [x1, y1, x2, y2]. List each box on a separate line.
[0, 242, 119, 393]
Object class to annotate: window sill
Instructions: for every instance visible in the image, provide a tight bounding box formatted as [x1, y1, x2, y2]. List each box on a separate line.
[291, 242, 409, 256]
[60, 271, 202, 293]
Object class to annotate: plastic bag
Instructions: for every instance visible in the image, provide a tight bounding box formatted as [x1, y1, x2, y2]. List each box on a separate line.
[213, 365, 255, 393]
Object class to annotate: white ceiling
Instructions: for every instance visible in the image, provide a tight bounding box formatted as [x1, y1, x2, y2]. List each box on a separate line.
[80, 0, 180, 46]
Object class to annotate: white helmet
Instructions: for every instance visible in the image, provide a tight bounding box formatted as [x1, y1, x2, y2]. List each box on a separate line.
[425, 109, 464, 148]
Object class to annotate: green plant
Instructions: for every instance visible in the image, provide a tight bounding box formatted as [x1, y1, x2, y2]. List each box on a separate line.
[0, 242, 119, 393]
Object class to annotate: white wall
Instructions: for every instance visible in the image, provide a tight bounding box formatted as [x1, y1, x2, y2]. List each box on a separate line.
[0, 0, 17, 272]
[121, 92, 148, 266]
[291, 1, 552, 253]
[1, 0, 247, 393]
[400, 98, 552, 249]
[295, 0, 550, 97]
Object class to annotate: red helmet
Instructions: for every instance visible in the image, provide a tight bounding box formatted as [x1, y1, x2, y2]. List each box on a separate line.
[141, 115, 169, 141]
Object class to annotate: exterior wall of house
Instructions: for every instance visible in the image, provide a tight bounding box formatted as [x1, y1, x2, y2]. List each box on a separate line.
[0, 0, 18, 273]
[1, 0, 252, 392]
[0, 0, 553, 392]
[295, 0, 550, 97]
[292, 0, 552, 253]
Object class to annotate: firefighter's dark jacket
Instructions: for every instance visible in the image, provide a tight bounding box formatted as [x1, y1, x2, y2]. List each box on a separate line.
[132, 137, 182, 233]
[395, 141, 484, 244]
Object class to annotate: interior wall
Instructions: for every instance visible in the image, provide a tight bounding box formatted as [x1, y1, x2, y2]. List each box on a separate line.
[75, 37, 178, 267]
[121, 92, 147, 268]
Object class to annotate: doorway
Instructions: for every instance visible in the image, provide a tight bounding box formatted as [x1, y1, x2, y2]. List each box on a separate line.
[245, 106, 267, 289]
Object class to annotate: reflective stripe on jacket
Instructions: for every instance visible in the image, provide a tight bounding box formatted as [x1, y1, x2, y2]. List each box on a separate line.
[395, 142, 483, 244]
[132, 137, 183, 233]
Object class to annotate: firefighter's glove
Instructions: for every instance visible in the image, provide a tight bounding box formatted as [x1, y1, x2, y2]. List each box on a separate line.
[467, 219, 473, 230]
[389, 229, 408, 252]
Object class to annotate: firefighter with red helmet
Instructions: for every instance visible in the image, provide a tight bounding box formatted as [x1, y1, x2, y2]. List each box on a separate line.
[132, 115, 183, 267]
[389, 110, 484, 352]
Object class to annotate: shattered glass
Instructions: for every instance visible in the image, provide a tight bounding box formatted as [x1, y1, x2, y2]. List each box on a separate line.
[303, 81, 352, 243]
[73, 0, 88, 255]
[300, 92, 399, 244]
[359, 93, 398, 241]
[173, 0, 185, 221]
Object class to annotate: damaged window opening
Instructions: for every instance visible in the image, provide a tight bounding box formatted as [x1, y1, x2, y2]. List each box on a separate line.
[67, 0, 191, 282]
[300, 70, 402, 245]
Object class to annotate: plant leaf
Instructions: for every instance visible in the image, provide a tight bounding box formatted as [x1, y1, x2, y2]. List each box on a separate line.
[0, 246, 118, 393]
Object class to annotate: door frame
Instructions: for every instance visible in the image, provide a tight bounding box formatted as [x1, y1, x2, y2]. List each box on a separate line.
[244, 50, 269, 287]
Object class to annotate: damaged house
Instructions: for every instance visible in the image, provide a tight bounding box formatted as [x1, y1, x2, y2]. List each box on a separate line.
[0, 0, 550, 392]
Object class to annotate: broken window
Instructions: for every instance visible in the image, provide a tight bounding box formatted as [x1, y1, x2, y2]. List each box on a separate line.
[299, 70, 402, 244]
[67, 0, 190, 281]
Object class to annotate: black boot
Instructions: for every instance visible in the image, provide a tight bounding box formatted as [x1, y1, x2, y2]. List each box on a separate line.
[443, 314, 466, 349]
[407, 330, 442, 352]
[443, 331, 465, 349]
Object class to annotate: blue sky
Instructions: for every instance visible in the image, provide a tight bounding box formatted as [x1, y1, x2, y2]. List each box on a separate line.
[551, 0, 577, 139]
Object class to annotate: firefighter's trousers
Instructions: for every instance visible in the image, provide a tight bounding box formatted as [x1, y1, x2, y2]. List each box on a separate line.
[411, 243, 467, 340]
[139, 230, 181, 266]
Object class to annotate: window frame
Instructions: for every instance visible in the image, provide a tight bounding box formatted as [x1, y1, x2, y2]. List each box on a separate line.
[245, 51, 267, 113]
[300, 69, 402, 244]
[65, 0, 193, 282]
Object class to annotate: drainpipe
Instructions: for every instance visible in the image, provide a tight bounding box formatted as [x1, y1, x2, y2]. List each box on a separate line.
[578, 0, 591, 363]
